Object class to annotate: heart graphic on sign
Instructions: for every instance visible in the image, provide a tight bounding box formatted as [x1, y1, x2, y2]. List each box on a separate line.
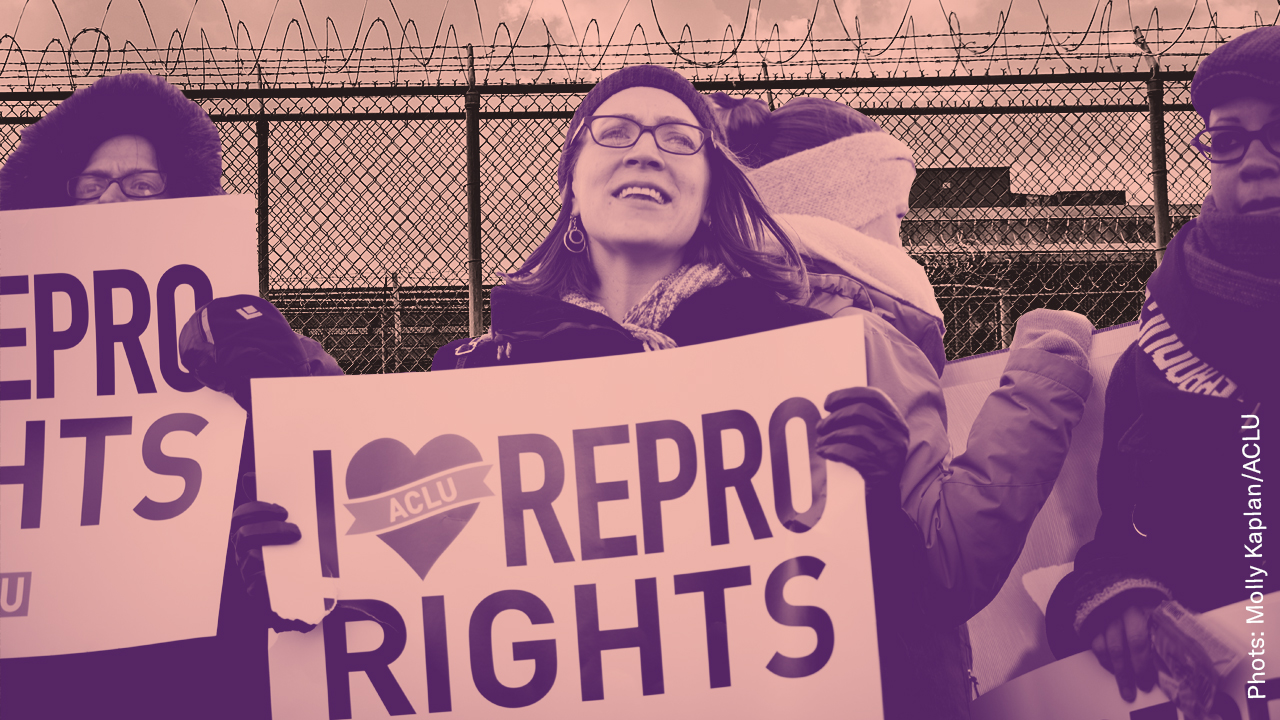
[344, 434, 494, 579]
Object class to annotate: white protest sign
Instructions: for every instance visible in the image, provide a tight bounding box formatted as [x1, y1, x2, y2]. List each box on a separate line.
[0, 196, 256, 657]
[255, 314, 881, 719]
[972, 592, 1280, 720]
[949, 322, 1140, 690]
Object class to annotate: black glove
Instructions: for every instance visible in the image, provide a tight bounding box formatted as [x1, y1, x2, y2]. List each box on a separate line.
[179, 295, 321, 412]
[818, 387, 939, 632]
[230, 492, 313, 633]
[815, 386, 910, 493]
[181, 297, 343, 632]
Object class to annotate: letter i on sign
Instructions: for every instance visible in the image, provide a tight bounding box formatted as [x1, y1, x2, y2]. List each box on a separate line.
[314, 451, 340, 610]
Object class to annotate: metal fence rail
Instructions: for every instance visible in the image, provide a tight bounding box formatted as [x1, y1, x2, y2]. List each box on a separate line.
[1, 67, 1207, 372]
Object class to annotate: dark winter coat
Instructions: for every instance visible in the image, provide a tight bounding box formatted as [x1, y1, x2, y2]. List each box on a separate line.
[1045, 203, 1280, 659]
[437, 276, 825, 367]
[1045, 305, 1267, 658]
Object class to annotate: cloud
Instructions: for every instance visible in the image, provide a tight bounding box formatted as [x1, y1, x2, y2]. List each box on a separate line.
[3, 0, 1270, 60]
[496, 0, 657, 44]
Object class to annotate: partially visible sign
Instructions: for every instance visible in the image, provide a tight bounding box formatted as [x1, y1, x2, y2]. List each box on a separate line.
[255, 315, 883, 718]
[951, 322, 1139, 689]
[972, 593, 1280, 720]
[0, 197, 256, 657]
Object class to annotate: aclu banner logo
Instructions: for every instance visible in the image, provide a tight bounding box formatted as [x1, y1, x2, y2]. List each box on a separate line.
[343, 434, 494, 579]
[0, 572, 32, 617]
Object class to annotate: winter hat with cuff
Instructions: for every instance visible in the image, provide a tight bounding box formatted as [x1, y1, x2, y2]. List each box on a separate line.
[1191, 25, 1280, 122]
[557, 65, 721, 194]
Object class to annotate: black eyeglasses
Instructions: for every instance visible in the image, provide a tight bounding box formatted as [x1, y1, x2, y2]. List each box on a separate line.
[67, 171, 168, 200]
[1192, 121, 1280, 164]
[582, 116, 710, 155]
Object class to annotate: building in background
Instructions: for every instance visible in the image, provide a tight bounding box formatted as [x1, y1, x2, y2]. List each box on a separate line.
[905, 167, 1195, 357]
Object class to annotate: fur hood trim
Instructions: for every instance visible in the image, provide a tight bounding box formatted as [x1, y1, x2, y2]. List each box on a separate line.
[0, 73, 223, 210]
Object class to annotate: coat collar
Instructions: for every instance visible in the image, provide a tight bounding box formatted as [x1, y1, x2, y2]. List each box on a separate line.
[438, 278, 825, 370]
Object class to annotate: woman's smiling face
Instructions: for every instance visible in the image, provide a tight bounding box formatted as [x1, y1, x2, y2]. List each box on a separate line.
[569, 86, 711, 260]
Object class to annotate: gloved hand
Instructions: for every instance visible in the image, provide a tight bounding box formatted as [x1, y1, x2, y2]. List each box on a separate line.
[180, 297, 341, 632]
[1076, 586, 1170, 702]
[1010, 308, 1095, 370]
[230, 491, 313, 633]
[815, 386, 910, 493]
[1090, 599, 1159, 703]
[179, 295, 343, 412]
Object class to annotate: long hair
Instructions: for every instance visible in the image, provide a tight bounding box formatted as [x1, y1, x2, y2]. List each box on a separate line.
[503, 130, 808, 301]
[711, 94, 884, 169]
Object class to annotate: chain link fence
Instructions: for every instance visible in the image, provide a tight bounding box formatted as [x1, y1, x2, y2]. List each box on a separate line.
[1, 71, 1208, 372]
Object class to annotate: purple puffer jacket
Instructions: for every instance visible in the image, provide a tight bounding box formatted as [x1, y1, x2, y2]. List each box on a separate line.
[799, 255, 1096, 625]
[783, 248, 1094, 717]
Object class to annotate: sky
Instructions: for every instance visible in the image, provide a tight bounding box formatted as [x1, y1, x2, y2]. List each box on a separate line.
[0, 0, 1264, 284]
[2, 0, 1272, 59]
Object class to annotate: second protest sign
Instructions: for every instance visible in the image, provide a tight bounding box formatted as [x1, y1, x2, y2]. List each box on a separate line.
[255, 315, 881, 718]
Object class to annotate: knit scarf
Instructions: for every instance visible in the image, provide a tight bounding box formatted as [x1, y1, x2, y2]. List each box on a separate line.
[1146, 196, 1280, 404]
[562, 262, 735, 351]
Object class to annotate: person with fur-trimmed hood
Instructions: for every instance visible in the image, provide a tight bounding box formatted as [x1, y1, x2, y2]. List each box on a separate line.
[715, 94, 1098, 718]
[0, 72, 224, 210]
[1045, 25, 1280, 706]
[0, 73, 270, 720]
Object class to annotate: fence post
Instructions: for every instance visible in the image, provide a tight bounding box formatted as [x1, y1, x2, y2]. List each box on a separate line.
[1146, 75, 1172, 265]
[256, 117, 270, 297]
[256, 64, 270, 298]
[391, 271, 402, 372]
[761, 61, 775, 110]
[998, 288, 1014, 349]
[465, 44, 484, 336]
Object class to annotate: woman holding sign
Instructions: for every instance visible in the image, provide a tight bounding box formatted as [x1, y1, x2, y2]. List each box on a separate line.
[228, 64, 937, 716]
[713, 95, 1097, 717]
[434, 63, 960, 717]
[0, 73, 269, 719]
[1046, 26, 1280, 711]
[227, 65, 1085, 718]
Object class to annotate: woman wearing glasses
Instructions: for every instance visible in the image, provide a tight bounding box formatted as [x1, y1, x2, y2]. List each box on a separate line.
[0, 74, 270, 720]
[230, 64, 941, 717]
[427, 65, 969, 717]
[433, 65, 817, 365]
[1045, 25, 1280, 709]
[0, 73, 223, 210]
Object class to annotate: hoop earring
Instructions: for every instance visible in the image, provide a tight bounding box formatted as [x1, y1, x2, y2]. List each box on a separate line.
[563, 215, 587, 254]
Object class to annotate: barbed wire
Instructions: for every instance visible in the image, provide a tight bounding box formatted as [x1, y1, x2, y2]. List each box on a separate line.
[1, 0, 1276, 90]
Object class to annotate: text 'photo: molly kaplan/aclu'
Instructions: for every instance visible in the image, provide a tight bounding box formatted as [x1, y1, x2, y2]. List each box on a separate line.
[0, 1, 1277, 719]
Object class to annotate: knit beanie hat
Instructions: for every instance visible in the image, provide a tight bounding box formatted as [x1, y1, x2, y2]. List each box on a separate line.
[749, 132, 916, 235]
[0, 73, 224, 210]
[1191, 25, 1280, 122]
[557, 65, 721, 193]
